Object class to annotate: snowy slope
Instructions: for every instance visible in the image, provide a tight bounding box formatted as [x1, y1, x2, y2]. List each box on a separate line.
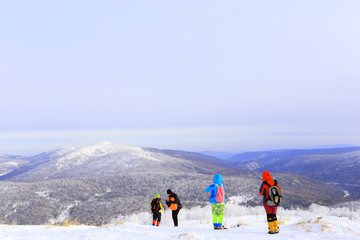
[225, 147, 360, 199]
[1, 203, 359, 240]
[0, 142, 353, 225]
[0, 141, 241, 181]
[0, 155, 29, 176]
[0, 147, 76, 180]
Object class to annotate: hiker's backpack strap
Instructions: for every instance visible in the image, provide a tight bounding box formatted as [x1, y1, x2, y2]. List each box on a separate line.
[264, 181, 271, 187]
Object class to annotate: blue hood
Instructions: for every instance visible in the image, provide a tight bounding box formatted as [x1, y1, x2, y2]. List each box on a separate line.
[213, 174, 222, 185]
[205, 174, 226, 203]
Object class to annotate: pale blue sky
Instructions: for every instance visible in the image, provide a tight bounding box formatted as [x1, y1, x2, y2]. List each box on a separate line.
[1, 1, 360, 155]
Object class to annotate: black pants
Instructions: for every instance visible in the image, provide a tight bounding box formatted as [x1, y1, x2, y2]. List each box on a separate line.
[267, 214, 277, 222]
[172, 209, 180, 227]
[153, 211, 161, 222]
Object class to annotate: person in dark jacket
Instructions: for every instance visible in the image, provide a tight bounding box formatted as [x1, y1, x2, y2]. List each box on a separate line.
[150, 193, 164, 227]
[165, 189, 182, 227]
[259, 170, 282, 234]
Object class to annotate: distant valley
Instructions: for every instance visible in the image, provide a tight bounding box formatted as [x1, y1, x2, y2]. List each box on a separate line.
[216, 147, 360, 198]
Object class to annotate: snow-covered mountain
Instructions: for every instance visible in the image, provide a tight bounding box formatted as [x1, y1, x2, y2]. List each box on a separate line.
[0, 141, 245, 182]
[222, 147, 360, 199]
[223, 147, 360, 164]
[0, 142, 352, 225]
[200, 151, 240, 160]
[0, 155, 29, 176]
[0, 147, 76, 177]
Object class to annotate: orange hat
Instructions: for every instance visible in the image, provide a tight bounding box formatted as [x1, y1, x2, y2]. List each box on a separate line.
[262, 170, 272, 182]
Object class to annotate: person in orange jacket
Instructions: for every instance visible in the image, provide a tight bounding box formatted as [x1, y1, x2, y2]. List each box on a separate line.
[259, 170, 282, 234]
[166, 189, 182, 227]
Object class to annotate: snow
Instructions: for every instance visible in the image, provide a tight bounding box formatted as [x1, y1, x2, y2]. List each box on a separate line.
[55, 141, 161, 170]
[227, 195, 254, 204]
[35, 191, 50, 198]
[1, 204, 359, 240]
[5, 161, 20, 167]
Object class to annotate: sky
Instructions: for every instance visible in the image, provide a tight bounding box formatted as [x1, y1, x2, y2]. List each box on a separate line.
[1, 0, 360, 155]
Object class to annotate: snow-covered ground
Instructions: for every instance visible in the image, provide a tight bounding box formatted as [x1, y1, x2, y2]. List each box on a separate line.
[1, 203, 359, 240]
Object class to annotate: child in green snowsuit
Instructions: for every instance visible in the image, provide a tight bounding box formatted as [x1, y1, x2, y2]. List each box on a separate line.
[205, 174, 225, 229]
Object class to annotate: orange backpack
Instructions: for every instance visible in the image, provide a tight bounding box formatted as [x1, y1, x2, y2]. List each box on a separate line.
[168, 196, 178, 211]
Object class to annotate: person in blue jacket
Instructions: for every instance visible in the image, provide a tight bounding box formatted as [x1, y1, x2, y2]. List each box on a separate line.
[205, 174, 226, 229]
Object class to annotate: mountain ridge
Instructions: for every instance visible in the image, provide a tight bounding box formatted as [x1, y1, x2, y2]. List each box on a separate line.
[0, 141, 250, 182]
[0, 142, 354, 225]
[214, 147, 360, 199]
